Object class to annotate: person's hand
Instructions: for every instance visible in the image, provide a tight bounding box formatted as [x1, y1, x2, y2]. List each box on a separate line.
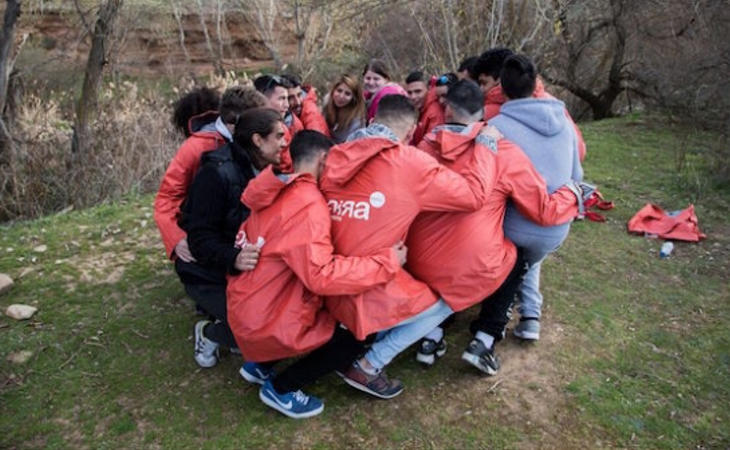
[393, 241, 408, 266]
[479, 124, 503, 141]
[174, 237, 196, 263]
[234, 243, 261, 271]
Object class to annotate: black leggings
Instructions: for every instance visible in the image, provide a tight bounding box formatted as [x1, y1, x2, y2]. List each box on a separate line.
[272, 327, 365, 393]
[470, 248, 527, 341]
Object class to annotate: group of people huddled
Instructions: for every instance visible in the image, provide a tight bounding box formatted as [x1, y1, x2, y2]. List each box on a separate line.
[154, 47, 589, 419]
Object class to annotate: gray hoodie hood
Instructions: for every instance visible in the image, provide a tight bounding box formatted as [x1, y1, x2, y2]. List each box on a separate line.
[499, 98, 567, 137]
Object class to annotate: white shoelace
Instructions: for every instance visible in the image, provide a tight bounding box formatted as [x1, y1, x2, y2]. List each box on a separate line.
[292, 390, 309, 403]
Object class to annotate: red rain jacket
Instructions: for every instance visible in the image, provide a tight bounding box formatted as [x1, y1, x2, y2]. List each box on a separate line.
[154, 111, 226, 259]
[409, 123, 579, 311]
[627, 203, 706, 242]
[411, 79, 445, 146]
[227, 167, 400, 362]
[320, 130, 497, 339]
[298, 88, 331, 137]
[484, 79, 587, 161]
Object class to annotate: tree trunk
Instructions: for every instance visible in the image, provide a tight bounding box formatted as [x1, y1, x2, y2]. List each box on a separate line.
[0, 0, 21, 163]
[72, 0, 123, 155]
[171, 0, 191, 66]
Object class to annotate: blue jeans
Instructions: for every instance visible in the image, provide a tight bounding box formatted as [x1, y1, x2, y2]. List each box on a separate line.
[365, 299, 454, 370]
[506, 231, 566, 319]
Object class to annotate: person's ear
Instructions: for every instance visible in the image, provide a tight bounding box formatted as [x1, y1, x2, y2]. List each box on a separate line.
[252, 133, 264, 149]
[405, 122, 417, 144]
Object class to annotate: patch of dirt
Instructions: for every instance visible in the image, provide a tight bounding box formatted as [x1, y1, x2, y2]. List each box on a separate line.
[491, 315, 585, 448]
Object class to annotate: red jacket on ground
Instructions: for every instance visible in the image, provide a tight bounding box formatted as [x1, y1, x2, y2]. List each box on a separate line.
[411, 80, 445, 146]
[320, 127, 497, 339]
[298, 88, 331, 137]
[227, 167, 400, 362]
[627, 203, 706, 242]
[154, 111, 226, 259]
[409, 123, 579, 311]
[483, 79, 587, 161]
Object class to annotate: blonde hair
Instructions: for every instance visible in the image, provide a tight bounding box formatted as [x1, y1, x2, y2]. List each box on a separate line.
[324, 75, 366, 134]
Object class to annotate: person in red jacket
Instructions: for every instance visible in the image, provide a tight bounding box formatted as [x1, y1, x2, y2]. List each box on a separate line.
[281, 74, 331, 137]
[407, 71, 447, 146]
[254, 75, 297, 172]
[170, 86, 220, 138]
[474, 47, 587, 161]
[320, 95, 500, 398]
[228, 130, 406, 419]
[408, 80, 581, 374]
[154, 86, 267, 263]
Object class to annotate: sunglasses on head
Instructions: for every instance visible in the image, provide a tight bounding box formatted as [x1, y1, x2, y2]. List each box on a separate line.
[436, 74, 456, 87]
[264, 75, 284, 91]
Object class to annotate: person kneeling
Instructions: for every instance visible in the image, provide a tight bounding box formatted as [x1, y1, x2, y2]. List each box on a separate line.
[227, 131, 406, 419]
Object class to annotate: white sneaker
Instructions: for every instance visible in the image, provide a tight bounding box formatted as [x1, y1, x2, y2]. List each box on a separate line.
[194, 320, 219, 368]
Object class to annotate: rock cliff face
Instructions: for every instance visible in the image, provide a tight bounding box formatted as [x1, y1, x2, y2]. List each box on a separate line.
[18, 7, 296, 77]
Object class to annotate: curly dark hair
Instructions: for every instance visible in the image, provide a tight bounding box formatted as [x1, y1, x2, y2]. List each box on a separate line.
[171, 86, 221, 137]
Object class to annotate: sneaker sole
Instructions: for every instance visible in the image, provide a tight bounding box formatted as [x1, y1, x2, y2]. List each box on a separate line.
[239, 367, 266, 385]
[415, 352, 435, 366]
[513, 329, 540, 340]
[461, 351, 497, 376]
[259, 389, 324, 419]
[415, 347, 446, 366]
[194, 355, 218, 368]
[342, 376, 403, 400]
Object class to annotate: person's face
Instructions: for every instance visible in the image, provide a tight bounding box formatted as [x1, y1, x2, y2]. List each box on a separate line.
[287, 86, 303, 116]
[478, 74, 499, 96]
[363, 70, 386, 93]
[332, 83, 354, 108]
[457, 69, 472, 81]
[253, 121, 286, 166]
[435, 85, 449, 106]
[267, 86, 289, 118]
[406, 81, 427, 110]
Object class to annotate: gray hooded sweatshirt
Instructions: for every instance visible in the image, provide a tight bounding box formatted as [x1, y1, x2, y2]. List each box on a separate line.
[489, 98, 583, 241]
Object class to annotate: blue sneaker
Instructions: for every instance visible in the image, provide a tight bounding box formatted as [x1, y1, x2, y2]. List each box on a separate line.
[259, 379, 324, 419]
[239, 362, 275, 386]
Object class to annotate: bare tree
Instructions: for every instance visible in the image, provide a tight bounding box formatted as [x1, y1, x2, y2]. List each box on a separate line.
[0, 0, 22, 163]
[540, 0, 629, 119]
[237, 0, 282, 70]
[195, 0, 225, 74]
[72, 0, 124, 155]
[171, 0, 191, 66]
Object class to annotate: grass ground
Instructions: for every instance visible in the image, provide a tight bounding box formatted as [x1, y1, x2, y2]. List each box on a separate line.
[1, 114, 728, 449]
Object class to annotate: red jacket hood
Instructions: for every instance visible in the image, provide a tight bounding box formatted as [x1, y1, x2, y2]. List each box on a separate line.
[187, 110, 220, 136]
[241, 166, 313, 211]
[324, 137, 400, 186]
[428, 122, 485, 162]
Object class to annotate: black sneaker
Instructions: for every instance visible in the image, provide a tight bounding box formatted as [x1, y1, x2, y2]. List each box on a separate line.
[461, 338, 500, 375]
[415, 337, 447, 366]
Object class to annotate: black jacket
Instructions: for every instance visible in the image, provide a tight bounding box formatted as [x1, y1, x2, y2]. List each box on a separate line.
[176, 142, 257, 285]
